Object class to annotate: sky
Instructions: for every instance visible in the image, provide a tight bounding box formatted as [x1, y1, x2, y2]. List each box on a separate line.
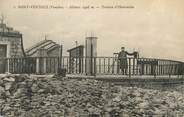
[0, 0, 184, 61]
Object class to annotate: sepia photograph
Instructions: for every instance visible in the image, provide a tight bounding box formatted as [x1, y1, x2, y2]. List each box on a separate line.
[0, 0, 184, 116]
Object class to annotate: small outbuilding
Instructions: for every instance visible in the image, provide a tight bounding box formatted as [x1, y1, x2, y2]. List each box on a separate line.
[25, 39, 60, 57]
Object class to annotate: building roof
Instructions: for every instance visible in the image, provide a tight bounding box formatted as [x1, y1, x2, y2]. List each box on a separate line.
[25, 39, 60, 56]
[0, 23, 21, 38]
[67, 45, 84, 52]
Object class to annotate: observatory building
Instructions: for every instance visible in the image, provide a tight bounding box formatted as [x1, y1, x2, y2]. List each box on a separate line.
[0, 23, 25, 58]
[0, 23, 25, 73]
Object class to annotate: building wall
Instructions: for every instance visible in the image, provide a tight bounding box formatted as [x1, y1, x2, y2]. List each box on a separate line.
[0, 36, 24, 57]
[47, 47, 60, 57]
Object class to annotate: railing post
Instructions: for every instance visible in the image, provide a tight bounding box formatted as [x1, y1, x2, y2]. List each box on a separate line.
[43, 57, 47, 74]
[57, 57, 60, 74]
[90, 56, 93, 75]
[7, 58, 10, 73]
[94, 57, 96, 76]
[85, 57, 87, 75]
[76, 57, 78, 74]
[99, 58, 101, 74]
[182, 63, 184, 78]
[177, 63, 180, 78]
[79, 57, 81, 73]
[154, 59, 157, 78]
[108, 58, 110, 74]
[103, 57, 105, 74]
[129, 58, 131, 78]
[117, 59, 120, 74]
[141, 59, 144, 75]
[133, 58, 135, 75]
[81, 57, 83, 74]
[112, 57, 114, 74]
[36, 57, 40, 74]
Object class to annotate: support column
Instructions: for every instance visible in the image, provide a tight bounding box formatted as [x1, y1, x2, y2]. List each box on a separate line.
[7, 58, 10, 73]
[43, 57, 47, 74]
[36, 58, 40, 74]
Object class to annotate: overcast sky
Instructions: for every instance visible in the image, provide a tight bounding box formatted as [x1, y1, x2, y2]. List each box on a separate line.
[0, 0, 184, 61]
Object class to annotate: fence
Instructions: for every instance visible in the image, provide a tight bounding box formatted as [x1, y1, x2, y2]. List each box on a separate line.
[0, 56, 184, 77]
[62, 56, 184, 76]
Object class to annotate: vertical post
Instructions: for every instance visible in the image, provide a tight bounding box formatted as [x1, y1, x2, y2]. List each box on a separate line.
[79, 56, 81, 73]
[20, 58, 22, 73]
[104, 58, 105, 74]
[145, 59, 148, 75]
[94, 57, 96, 76]
[91, 43, 93, 75]
[158, 64, 160, 76]
[56, 57, 59, 74]
[26, 57, 29, 74]
[129, 58, 131, 78]
[85, 36, 97, 76]
[85, 39, 87, 75]
[36, 57, 40, 74]
[48, 58, 51, 73]
[53, 58, 56, 73]
[136, 58, 139, 75]
[76, 57, 78, 74]
[177, 63, 180, 78]
[66, 57, 69, 73]
[69, 56, 72, 74]
[169, 62, 172, 75]
[62, 57, 64, 68]
[108, 58, 110, 74]
[151, 59, 153, 75]
[60, 45, 63, 67]
[7, 58, 10, 73]
[117, 57, 120, 74]
[161, 61, 163, 75]
[85, 56, 87, 75]
[58, 44, 63, 74]
[133, 58, 135, 75]
[12, 58, 14, 73]
[81, 57, 83, 74]
[154, 59, 157, 78]
[163, 61, 165, 75]
[182, 63, 184, 78]
[142, 59, 144, 75]
[33, 58, 36, 74]
[43, 57, 47, 74]
[112, 57, 114, 74]
[99, 58, 101, 74]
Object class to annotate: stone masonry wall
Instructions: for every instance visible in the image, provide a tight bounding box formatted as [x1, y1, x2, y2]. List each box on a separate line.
[0, 36, 23, 57]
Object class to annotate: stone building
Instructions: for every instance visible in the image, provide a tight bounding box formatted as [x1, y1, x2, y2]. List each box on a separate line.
[0, 23, 26, 73]
[0, 23, 25, 58]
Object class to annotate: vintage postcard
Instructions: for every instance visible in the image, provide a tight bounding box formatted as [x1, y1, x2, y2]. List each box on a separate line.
[0, 0, 184, 117]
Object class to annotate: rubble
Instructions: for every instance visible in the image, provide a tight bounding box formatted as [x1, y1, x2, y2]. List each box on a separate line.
[0, 74, 183, 117]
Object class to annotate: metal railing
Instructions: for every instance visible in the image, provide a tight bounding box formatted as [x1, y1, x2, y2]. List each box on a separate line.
[62, 56, 184, 77]
[0, 56, 183, 77]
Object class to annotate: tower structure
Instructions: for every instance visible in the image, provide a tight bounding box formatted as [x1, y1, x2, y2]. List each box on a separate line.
[85, 36, 97, 75]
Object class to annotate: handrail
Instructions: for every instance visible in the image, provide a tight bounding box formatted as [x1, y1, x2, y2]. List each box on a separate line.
[1, 56, 183, 76]
[2, 56, 184, 64]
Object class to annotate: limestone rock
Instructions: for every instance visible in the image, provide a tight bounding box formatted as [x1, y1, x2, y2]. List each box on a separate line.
[0, 74, 183, 117]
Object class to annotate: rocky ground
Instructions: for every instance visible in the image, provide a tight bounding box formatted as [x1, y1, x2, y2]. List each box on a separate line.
[0, 74, 184, 117]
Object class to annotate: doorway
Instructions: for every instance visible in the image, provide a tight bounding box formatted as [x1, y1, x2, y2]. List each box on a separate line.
[0, 44, 7, 73]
